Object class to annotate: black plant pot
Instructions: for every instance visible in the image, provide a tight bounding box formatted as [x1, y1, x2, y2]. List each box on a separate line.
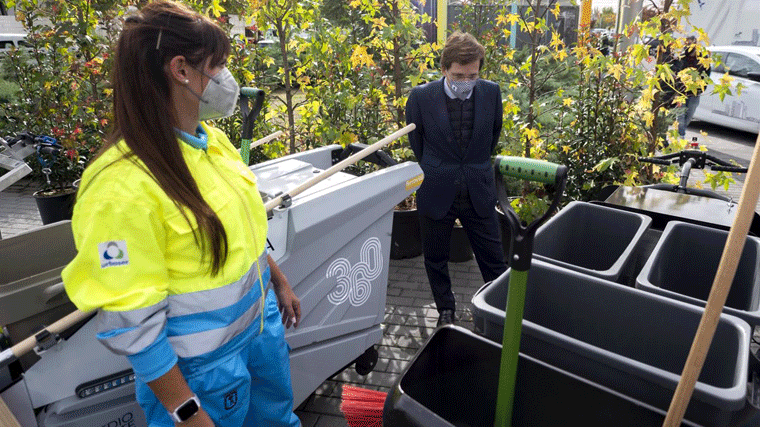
[449, 225, 473, 263]
[33, 188, 76, 225]
[390, 209, 423, 260]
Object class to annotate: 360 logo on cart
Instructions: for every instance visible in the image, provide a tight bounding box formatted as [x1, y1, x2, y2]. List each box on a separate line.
[326, 237, 382, 307]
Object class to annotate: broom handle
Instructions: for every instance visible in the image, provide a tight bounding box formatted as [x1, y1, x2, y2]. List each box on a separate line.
[0, 397, 21, 427]
[264, 124, 415, 212]
[663, 131, 760, 427]
[249, 130, 283, 151]
[5, 309, 93, 362]
[238, 130, 284, 154]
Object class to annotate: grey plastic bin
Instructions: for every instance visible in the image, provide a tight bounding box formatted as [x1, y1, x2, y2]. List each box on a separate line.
[636, 221, 760, 327]
[383, 325, 702, 427]
[471, 259, 751, 427]
[533, 201, 652, 282]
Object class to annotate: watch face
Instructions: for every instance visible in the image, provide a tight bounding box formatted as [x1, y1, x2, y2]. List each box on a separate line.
[176, 398, 200, 421]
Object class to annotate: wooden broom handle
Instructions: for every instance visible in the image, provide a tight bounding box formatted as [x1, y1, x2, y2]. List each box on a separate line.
[663, 131, 760, 426]
[9, 309, 93, 359]
[264, 124, 415, 212]
[0, 397, 21, 427]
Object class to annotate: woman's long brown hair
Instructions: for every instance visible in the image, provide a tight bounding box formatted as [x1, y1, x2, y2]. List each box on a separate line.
[102, 0, 231, 275]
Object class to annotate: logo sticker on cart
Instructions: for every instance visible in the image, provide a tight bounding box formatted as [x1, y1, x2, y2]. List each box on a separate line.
[326, 237, 383, 307]
[405, 174, 424, 191]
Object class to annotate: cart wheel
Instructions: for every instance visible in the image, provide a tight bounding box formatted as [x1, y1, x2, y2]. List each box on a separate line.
[354, 346, 379, 376]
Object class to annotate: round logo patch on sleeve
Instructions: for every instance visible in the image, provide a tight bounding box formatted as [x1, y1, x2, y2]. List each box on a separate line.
[98, 240, 130, 268]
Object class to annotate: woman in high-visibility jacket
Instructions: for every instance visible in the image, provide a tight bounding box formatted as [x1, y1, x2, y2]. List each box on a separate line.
[61, 1, 301, 426]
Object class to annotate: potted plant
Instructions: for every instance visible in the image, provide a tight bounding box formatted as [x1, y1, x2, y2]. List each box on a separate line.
[388, 142, 425, 260]
[390, 192, 422, 259]
[29, 132, 91, 225]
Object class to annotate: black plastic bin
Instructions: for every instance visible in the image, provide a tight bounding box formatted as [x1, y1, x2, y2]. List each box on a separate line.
[383, 325, 702, 427]
[636, 221, 760, 327]
[470, 260, 751, 427]
[533, 201, 652, 282]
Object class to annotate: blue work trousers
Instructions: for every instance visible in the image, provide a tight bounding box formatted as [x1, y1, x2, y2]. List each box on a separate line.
[135, 291, 301, 427]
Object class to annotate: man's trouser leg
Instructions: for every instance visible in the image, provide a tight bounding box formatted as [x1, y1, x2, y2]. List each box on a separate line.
[420, 210, 456, 312]
[457, 198, 507, 284]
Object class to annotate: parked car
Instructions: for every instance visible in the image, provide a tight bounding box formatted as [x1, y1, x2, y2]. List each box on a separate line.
[0, 33, 29, 54]
[693, 45, 760, 134]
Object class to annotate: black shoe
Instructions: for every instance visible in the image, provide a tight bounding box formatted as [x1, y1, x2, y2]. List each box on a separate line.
[437, 309, 456, 327]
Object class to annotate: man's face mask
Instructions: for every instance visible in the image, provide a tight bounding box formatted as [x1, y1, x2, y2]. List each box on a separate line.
[191, 66, 240, 121]
[447, 77, 477, 100]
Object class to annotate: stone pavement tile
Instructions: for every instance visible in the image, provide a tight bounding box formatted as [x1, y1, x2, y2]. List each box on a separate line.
[385, 295, 414, 307]
[311, 414, 348, 427]
[301, 395, 343, 417]
[393, 306, 437, 318]
[377, 344, 418, 361]
[374, 357, 410, 376]
[391, 257, 421, 267]
[363, 371, 399, 388]
[329, 368, 365, 384]
[411, 299, 436, 312]
[404, 314, 438, 329]
[386, 286, 402, 296]
[296, 412, 319, 427]
[383, 313, 406, 325]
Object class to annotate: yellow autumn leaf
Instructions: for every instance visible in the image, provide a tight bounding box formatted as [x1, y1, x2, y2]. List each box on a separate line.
[562, 145, 571, 154]
[372, 17, 387, 29]
[607, 63, 623, 81]
[350, 45, 375, 68]
[562, 98, 573, 106]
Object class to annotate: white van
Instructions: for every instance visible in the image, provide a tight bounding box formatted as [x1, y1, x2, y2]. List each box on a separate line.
[0, 33, 29, 54]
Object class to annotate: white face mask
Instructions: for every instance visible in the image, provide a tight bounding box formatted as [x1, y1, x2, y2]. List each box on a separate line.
[192, 67, 240, 121]
[447, 78, 477, 100]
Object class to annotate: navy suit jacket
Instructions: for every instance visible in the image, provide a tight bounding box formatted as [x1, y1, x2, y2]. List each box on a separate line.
[406, 78, 503, 220]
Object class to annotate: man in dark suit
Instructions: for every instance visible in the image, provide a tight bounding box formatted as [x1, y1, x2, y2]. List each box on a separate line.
[406, 31, 507, 327]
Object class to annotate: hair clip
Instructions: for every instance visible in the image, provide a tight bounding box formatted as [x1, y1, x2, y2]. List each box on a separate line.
[155, 29, 163, 50]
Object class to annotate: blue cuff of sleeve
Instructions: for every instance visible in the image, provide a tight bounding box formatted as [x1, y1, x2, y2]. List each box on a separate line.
[126, 331, 178, 382]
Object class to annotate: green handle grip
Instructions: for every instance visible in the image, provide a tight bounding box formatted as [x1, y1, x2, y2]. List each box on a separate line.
[495, 156, 566, 185]
[240, 87, 264, 98]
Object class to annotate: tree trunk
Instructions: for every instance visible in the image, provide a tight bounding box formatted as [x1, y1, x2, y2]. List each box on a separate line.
[392, 1, 403, 126]
[276, 20, 297, 154]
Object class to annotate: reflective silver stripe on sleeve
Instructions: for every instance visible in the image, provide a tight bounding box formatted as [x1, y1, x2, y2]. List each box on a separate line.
[166, 252, 268, 317]
[168, 296, 262, 358]
[96, 300, 167, 356]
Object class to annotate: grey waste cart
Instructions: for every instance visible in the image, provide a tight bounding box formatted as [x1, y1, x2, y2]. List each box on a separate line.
[532, 201, 652, 283]
[250, 146, 423, 406]
[471, 259, 751, 427]
[636, 220, 760, 328]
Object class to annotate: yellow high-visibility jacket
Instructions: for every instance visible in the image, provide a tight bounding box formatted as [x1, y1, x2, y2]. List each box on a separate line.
[62, 123, 269, 382]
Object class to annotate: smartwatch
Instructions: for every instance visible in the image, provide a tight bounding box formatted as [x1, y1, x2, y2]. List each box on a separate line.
[170, 395, 201, 423]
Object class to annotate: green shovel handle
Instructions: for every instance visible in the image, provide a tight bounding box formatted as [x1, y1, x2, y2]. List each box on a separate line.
[495, 156, 565, 185]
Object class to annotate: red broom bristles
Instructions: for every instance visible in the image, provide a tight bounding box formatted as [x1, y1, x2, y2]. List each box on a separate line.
[340, 385, 387, 427]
